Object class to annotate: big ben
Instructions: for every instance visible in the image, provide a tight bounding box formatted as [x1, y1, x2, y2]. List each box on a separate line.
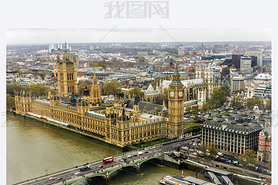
[168, 63, 184, 139]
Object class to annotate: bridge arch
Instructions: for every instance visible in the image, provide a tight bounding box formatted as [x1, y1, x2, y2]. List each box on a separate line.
[138, 156, 162, 167]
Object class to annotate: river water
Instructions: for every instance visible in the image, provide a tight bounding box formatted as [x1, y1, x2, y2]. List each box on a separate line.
[7, 113, 206, 185]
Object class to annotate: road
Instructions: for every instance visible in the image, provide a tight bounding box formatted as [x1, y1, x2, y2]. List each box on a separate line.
[18, 136, 200, 185]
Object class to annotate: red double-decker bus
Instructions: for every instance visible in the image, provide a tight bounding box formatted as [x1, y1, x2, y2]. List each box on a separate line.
[103, 157, 114, 164]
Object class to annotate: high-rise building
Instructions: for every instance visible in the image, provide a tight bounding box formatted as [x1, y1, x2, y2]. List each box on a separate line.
[232, 54, 243, 68]
[168, 63, 185, 139]
[240, 56, 252, 73]
[245, 51, 263, 67]
[57, 53, 78, 97]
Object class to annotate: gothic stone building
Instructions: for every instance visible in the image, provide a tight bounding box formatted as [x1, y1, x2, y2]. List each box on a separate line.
[15, 54, 185, 147]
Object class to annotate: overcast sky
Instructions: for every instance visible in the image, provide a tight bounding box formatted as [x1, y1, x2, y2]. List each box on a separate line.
[6, 28, 271, 45]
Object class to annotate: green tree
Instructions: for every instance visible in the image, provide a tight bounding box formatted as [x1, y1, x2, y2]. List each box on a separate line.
[25, 84, 49, 96]
[207, 143, 219, 159]
[265, 99, 271, 111]
[207, 86, 230, 109]
[103, 81, 122, 95]
[6, 94, 15, 109]
[239, 149, 257, 168]
[129, 87, 144, 98]
[202, 103, 209, 112]
[7, 82, 24, 97]
[231, 97, 243, 108]
[95, 62, 107, 70]
[154, 89, 169, 107]
[246, 98, 263, 110]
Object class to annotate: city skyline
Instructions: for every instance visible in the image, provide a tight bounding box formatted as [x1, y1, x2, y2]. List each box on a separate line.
[6, 28, 271, 45]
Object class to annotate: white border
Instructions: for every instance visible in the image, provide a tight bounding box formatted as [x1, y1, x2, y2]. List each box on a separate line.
[1, 0, 277, 185]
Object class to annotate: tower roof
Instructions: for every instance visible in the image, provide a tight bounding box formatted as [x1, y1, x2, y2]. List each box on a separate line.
[170, 62, 183, 87]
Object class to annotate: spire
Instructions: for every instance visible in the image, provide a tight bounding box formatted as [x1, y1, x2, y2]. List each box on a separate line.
[93, 68, 98, 85]
[170, 61, 183, 87]
[173, 61, 180, 76]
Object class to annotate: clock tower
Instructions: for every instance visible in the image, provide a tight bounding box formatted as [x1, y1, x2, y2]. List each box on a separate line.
[168, 63, 184, 139]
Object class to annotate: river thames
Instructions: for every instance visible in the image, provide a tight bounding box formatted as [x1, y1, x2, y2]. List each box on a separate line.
[7, 113, 206, 185]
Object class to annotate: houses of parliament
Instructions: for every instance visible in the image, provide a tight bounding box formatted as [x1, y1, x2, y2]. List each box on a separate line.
[15, 53, 186, 147]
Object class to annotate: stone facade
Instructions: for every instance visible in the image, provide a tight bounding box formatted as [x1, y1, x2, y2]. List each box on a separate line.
[14, 55, 187, 147]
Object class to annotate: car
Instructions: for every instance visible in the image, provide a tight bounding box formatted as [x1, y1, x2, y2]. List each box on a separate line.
[49, 177, 55, 180]
[75, 172, 81, 176]
[57, 177, 62, 180]
[120, 158, 126, 162]
[127, 155, 132, 158]
[145, 151, 149, 154]
[99, 165, 103, 168]
[138, 151, 143, 155]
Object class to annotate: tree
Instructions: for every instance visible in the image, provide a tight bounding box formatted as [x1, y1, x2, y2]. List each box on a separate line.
[25, 84, 49, 97]
[207, 86, 230, 109]
[239, 149, 257, 168]
[246, 98, 263, 110]
[7, 82, 24, 97]
[265, 99, 271, 111]
[202, 103, 209, 112]
[6, 94, 15, 109]
[103, 81, 122, 95]
[95, 62, 107, 70]
[207, 143, 219, 159]
[231, 97, 243, 108]
[154, 89, 168, 107]
[129, 87, 144, 98]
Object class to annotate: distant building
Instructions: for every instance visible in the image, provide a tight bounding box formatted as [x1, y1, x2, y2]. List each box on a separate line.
[202, 112, 263, 155]
[245, 51, 263, 67]
[178, 48, 185, 55]
[240, 56, 252, 73]
[231, 76, 245, 93]
[137, 51, 148, 56]
[232, 54, 243, 68]
[263, 56, 271, 66]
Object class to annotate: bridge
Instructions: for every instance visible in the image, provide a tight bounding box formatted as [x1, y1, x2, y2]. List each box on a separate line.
[16, 135, 200, 185]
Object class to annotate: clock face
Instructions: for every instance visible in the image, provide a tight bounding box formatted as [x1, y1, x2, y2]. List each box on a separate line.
[170, 91, 174, 97]
[179, 91, 183, 97]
